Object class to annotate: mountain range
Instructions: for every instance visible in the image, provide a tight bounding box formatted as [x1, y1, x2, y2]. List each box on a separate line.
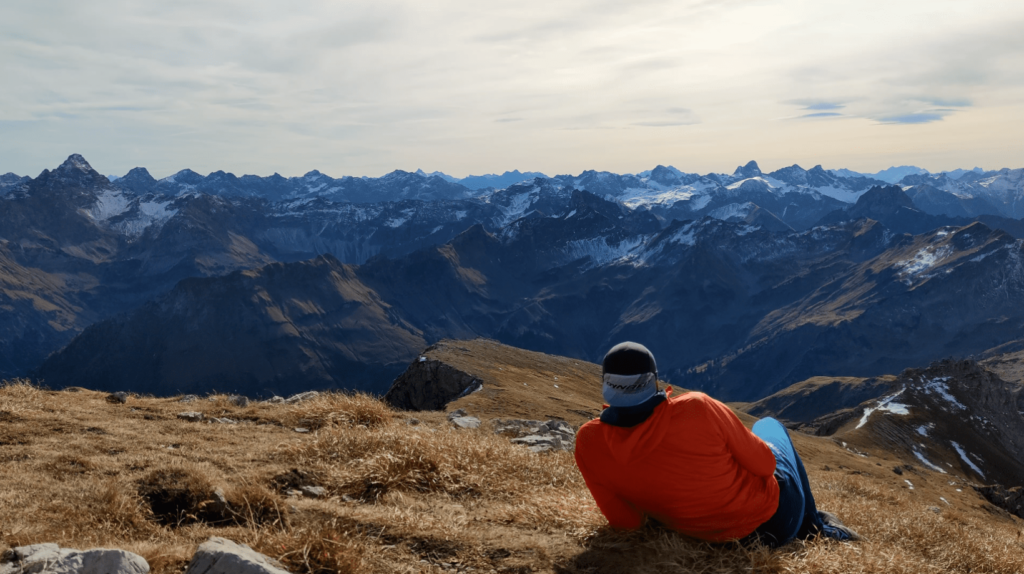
[5, 154, 1024, 401]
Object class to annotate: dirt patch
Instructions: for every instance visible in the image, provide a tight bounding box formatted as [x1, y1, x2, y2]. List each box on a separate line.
[138, 468, 288, 529]
[137, 467, 223, 527]
[271, 468, 323, 493]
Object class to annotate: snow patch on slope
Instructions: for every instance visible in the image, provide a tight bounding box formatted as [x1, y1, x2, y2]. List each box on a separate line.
[919, 376, 967, 410]
[912, 447, 947, 473]
[619, 179, 718, 210]
[563, 236, 646, 268]
[492, 190, 536, 227]
[85, 189, 132, 221]
[708, 202, 756, 221]
[896, 245, 953, 277]
[950, 441, 985, 478]
[857, 389, 910, 429]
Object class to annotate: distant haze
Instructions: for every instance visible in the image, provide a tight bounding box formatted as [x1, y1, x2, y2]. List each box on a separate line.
[2, 1, 1022, 178]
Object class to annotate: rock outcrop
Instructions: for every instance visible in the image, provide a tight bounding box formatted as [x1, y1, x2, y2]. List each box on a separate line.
[494, 419, 576, 453]
[385, 352, 482, 411]
[974, 484, 1024, 518]
[382, 339, 603, 426]
[184, 537, 290, 574]
[447, 409, 482, 429]
[0, 543, 149, 574]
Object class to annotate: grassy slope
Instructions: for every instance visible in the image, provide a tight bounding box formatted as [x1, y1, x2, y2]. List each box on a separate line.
[1, 381, 1022, 574]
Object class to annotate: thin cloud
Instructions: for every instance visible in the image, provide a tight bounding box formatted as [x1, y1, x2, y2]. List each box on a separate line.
[877, 113, 945, 124]
[632, 120, 700, 127]
[801, 102, 845, 111]
[799, 112, 843, 118]
[926, 97, 971, 107]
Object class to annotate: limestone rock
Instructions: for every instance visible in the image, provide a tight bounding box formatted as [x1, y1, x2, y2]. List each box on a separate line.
[299, 486, 328, 498]
[1, 543, 149, 574]
[447, 409, 481, 429]
[205, 487, 231, 519]
[511, 434, 563, 452]
[494, 418, 576, 452]
[184, 537, 290, 574]
[450, 416, 481, 429]
[227, 395, 250, 407]
[177, 412, 204, 422]
[108, 392, 129, 404]
[285, 391, 318, 404]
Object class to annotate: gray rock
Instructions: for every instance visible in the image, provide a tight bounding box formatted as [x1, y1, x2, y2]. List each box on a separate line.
[210, 417, 237, 425]
[494, 418, 576, 452]
[227, 395, 250, 407]
[511, 435, 562, 450]
[1, 544, 149, 574]
[293, 427, 309, 434]
[384, 349, 482, 410]
[446, 409, 468, 421]
[450, 416, 481, 429]
[285, 391, 319, 404]
[11, 544, 61, 563]
[493, 419, 544, 435]
[184, 537, 289, 574]
[179, 395, 200, 403]
[109, 392, 129, 404]
[206, 487, 231, 519]
[540, 420, 574, 435]
[299, 485, 328, 498]
[177, 412, 204, 422]
[265, 396, 285, 404]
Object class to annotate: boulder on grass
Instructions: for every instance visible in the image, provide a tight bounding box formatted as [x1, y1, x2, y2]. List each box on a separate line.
[184, 537, 289, 574]
[0, 543, 149, 574]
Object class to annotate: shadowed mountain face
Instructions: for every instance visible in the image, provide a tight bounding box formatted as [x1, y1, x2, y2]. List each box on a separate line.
[742, 357, 1024, 488]
[691, 222, 1024, 398]
[0, 242, 91, 375]
[36, 255, 425, 396]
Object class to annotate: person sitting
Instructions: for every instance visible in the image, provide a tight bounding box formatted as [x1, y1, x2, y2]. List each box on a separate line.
[574, 341, 860, 547]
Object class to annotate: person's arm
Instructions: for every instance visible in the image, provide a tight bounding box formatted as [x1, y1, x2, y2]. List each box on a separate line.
[578, 469, 644, 529]
[702, 395, 776, 477]
[574, 432, 644, 529]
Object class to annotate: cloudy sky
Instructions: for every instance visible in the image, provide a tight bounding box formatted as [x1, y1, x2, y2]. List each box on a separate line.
[2, 0, 1022, 179]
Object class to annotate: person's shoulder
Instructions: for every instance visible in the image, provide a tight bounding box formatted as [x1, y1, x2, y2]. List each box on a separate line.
[665, 390, 721, 419]
[666, 388, 710, 406]
[576, 418, 604, 438]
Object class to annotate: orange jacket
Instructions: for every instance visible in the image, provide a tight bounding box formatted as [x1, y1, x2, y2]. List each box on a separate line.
[574, 389, 779, 541]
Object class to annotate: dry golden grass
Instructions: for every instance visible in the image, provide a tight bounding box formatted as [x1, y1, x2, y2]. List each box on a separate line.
[1, 379, 1023, 574]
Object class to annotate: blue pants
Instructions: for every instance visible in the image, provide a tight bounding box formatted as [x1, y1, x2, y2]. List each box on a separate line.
[742, 418, 839, 548]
